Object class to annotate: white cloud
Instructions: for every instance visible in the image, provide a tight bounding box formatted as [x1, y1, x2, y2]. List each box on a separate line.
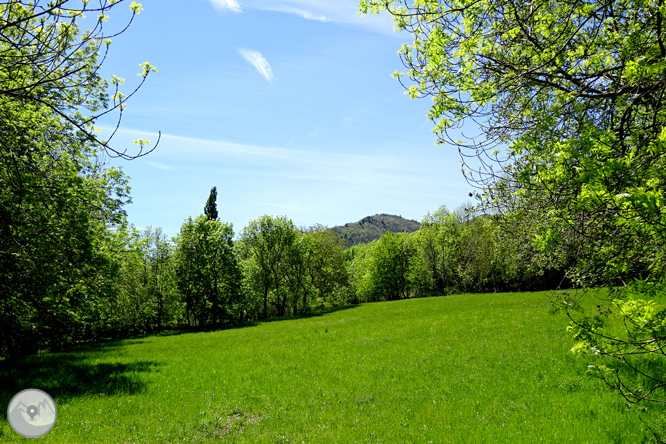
[146, 161, 172, 170]
[240, 0, 395, 33]
[259, 202, 297, 210]
[108, 129, 444, 185]
[206, 0, 398, 34]
[260, 5, 328, 21]
[209, 0, 242, 13]
[237, 48, 274, 83]
[99, 127, 468, 237]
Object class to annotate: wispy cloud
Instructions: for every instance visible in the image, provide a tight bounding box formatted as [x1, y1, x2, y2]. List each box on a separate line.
[206, 0, 398, 34]
[240, 0, 395, 33]
[258, 4, 328, 21]
[259, 202, 297, 210]
[209, 0, 242, 13]
[107, 128, 444, 182]
[101, 127, 468, 237]
[237, 48, 274, 83]
[146, 161, 172, 170]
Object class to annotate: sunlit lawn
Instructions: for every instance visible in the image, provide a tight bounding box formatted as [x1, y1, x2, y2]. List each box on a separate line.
[1, 291, 661, 443]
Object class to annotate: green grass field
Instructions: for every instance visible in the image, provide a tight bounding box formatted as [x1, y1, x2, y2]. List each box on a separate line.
[1, 291, 662, 443]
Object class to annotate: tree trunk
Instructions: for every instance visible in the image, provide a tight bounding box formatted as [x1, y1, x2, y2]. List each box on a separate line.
[263, 285, 268, 318]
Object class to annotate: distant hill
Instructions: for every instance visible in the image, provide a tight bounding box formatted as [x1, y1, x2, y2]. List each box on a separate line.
[331, 214, 421, 247]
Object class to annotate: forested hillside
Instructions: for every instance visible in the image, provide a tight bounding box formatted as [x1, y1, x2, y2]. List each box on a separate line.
[331, 214, 420, 247]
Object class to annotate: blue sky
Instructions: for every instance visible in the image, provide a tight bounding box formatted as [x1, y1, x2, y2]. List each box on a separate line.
[97, 0, 472, 238]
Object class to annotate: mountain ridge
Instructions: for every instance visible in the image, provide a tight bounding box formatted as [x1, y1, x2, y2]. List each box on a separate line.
[331, 213, 421, 247]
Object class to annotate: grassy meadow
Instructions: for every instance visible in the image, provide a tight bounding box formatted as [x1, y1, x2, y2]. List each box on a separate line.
[1, 291, 661, 443]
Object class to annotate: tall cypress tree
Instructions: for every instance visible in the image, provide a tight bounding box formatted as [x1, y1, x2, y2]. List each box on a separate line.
[204, 186, 218, 221]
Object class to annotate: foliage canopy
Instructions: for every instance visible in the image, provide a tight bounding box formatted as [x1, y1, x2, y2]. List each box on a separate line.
[0, 0, 156, 357]
[360, 0, 666, 419]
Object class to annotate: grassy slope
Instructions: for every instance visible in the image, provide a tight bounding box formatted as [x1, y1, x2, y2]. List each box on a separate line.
[1, 291, 661, 443]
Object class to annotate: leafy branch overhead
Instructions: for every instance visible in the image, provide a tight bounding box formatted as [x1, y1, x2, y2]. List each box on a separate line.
[0, 0, 159, 160]
[361, 0, 666, 422]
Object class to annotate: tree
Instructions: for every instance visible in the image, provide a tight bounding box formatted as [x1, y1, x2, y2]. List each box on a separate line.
[174, 216, 240, 327]
[174, 188, 234, 327]
[367, 232, 415, 301]
[204, 186, 218, 221]
[142, 227, 180, 329]
[418, 205, 491, 294]
[283, 225, 350, 314]
[406, 236, 433, 298]
[238, 215, 296, 318]
[361, 0, 666, 421]
[345, 241, 376, 303]
[103, 225, 181, 336]
[283, 231, 314, 315]
[419, 206, 465, 295]
[111, 225, 154, 335]
[235, 248, 264, 322]
[0, 1, 157, 357]
[301, 225, 350, 306]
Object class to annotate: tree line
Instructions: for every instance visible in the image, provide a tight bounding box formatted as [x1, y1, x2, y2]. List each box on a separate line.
[14, 182, 580, 352]
[1, 175, 575, 359]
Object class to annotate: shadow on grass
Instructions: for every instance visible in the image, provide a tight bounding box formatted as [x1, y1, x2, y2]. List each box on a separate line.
[0, 340, 159, 412]
[257, 303, 362, 324]
[139, 303, 363, 336]
[0, 304, 360, 410]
